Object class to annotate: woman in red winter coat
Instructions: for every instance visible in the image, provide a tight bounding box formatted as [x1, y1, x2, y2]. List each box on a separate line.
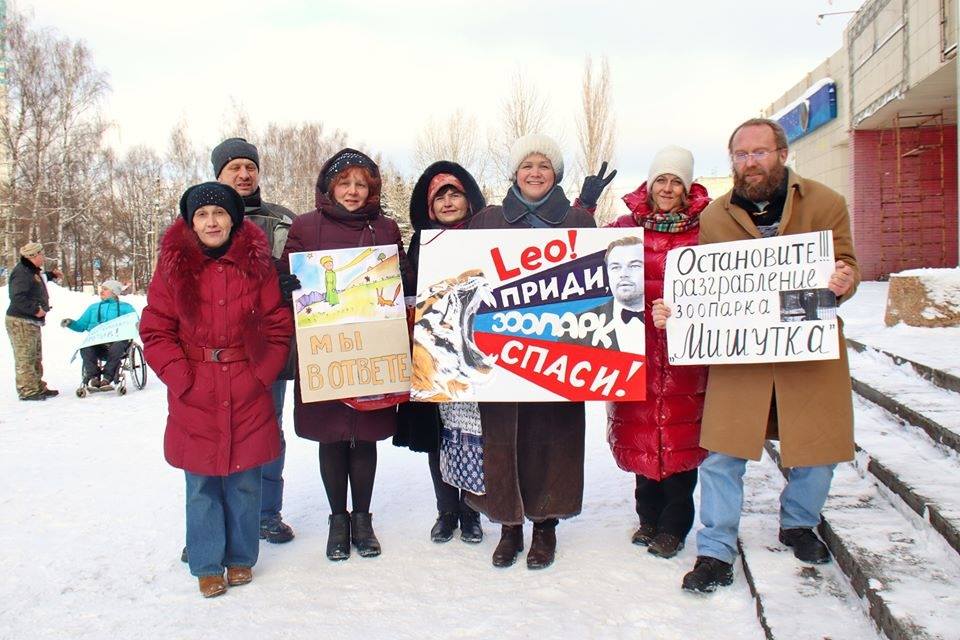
[606, 146, 710, 559]
[280, 148, 411, 562]
[140, 182, 293, 597]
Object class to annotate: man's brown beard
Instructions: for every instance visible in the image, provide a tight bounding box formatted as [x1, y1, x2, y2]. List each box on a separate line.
[733, 161, 786, 202]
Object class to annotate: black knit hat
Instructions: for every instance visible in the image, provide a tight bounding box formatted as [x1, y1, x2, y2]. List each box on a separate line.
[211, 137, 260, 178]
[179, 182, 245, 228]
[319, 148, 379, 194]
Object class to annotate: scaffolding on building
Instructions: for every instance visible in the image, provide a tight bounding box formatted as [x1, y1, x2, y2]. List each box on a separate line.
[876, 111, 949, 277]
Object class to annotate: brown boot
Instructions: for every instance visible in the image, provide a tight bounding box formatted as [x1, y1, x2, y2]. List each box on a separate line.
[226, 566, 253, 586]
[492, 524, 524, 567]
[198, 574, 227, 598]
[527, 519, 558, 570]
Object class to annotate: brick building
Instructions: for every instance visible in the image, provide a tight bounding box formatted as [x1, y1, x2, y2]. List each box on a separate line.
[762, 0, 958, 280]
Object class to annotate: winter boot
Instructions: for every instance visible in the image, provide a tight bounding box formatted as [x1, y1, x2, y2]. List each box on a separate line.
[20, 392, 47, 401]
[491, 524, 524, 567]
[351, 511, 381, 557]
[631, 522, 656, 546]
[681, 556, 734, 593]
[430, 512, 458, 543]
[527, 519, 558, 570]
[326, 513, 351, 561]
[226, 566, 253, 587]
[779, 527, 830, 564]
[260, 516, 295, 544]
[41, 388, 59, 397]
[648, 533, 684, 559]
[459, 507, 484, 544]
[198, 574, 227, 598]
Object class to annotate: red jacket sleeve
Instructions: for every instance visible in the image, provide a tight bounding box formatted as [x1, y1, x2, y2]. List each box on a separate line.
[139, 271, 194, 398]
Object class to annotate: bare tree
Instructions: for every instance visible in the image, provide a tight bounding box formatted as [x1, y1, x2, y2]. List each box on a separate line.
[378, 163, 414, 244]
[488, 72, 549, 185]
[258, 121, 347, 213]
[574, 56, 617, 222]
[413, 110, 488, 181]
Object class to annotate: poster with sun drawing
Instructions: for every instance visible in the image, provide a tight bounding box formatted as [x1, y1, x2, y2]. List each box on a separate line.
[289, 245, 411, 403]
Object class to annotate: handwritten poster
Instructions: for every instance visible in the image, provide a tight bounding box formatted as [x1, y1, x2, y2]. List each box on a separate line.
[412, 228, 646, 402]
[663, 231, 839, 365]
[289, 245, 411, 402]
[70, 313, 140, 362]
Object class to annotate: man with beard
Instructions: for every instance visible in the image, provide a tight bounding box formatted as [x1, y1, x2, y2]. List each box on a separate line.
[664, 118, 859, 593]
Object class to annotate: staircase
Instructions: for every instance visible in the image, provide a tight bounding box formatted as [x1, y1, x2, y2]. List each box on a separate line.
[735, 339, 960, 640]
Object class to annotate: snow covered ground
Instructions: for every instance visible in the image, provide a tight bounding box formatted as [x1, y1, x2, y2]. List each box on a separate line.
[0, 280, 948, 639]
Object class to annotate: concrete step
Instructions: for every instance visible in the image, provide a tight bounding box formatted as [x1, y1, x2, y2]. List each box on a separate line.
[848, 347, 960, 455]
[737, 453, 882, 640]
[766, 443, 960, 640]
[847, 338, 960, 394]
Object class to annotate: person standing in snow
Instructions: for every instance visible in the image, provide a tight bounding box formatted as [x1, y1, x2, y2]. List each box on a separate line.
[140, 182, 293, 598]
[393, 161, 486, 545]
[605, 146, 710, 559]
[5, 241, 61, 401]
[653, 118, 859, 593]
[465, 133, 600, 570]
[280, 148, 411, 562]
[61, 279, 137, 390]
[212, 137, 300, 544]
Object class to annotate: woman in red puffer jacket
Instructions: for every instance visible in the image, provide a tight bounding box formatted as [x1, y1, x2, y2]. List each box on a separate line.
[606, 146, 710, 559]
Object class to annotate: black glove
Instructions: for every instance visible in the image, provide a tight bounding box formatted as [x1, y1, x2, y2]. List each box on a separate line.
[278, 273, 301, 301]
[60, 318, 72, 328]
[578, 161, 618, 208]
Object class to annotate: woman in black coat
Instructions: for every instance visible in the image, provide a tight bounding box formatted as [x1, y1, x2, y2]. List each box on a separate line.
[394, 161, 487, 545]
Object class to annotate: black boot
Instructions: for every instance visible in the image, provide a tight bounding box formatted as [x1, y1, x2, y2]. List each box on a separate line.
[430, 512, 458, 543]
[527, 519, 558, 570]
[779, 527, 830, 564]
[459, 507, 483, 544]
[492, 524, 524, 567]
[681, 556, 734, 593]
[351, 511, 381, 557]
[326, 513, 351, 561]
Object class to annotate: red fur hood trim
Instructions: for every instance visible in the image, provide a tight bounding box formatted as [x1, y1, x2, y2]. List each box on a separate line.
[157, 218, 273, 320]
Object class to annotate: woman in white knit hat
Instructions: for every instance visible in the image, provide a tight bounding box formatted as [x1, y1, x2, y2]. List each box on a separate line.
[465, 133, 597, 570]
[605, 145, 712, 559]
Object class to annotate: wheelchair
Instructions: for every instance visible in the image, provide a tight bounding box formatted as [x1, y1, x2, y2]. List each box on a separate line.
[75, 340, 148, 397]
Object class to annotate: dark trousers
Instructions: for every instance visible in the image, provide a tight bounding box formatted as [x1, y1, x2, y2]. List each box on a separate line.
[635, 469, 698, 539]
[428, 450, 476, 515]
[80, 340, 129, 383]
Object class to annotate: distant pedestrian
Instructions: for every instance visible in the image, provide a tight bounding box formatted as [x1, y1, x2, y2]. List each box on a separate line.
[5, 241, 61, 401]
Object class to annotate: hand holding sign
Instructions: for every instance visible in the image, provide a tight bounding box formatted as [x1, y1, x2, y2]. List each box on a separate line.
[828, 260, 854, 297]
[651, 299, 671, 330]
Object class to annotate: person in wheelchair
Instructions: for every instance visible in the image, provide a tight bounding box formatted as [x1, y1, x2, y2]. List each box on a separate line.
[61, 280, 136, 390]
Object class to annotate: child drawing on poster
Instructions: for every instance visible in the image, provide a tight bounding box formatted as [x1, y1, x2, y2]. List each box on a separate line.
[289, 245, 406, 328]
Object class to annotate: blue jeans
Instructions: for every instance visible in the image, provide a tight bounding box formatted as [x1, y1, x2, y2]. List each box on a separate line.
[696, 451, 835, 564]
[260, 380, 287, 525]
[185, 467, 262, 577]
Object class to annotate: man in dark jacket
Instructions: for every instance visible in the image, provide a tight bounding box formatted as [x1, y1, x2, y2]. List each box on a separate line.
[5, 241, 60, 400]
[213, 137, 298, 543]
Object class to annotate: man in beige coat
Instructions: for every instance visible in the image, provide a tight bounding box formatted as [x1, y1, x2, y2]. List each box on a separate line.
[654, 118, 858, 593]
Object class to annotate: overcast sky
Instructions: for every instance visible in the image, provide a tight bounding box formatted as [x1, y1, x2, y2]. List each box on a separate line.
[15, 0, 855, 191]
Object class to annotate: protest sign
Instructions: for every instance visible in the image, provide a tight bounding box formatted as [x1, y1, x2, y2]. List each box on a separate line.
[663, 230, 839, 365]
[412, 228, 646, 402]
[70, 313, 140, 362]
[289, 245, 411, 403]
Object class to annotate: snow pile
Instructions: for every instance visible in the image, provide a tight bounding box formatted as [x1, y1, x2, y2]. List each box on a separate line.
[891, 267, 960, 320]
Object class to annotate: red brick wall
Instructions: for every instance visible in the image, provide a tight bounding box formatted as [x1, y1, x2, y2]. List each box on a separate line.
[850, 125, 958, 280]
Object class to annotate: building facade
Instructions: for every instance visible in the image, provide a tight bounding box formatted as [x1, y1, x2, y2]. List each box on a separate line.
[763, 0, 958, 280]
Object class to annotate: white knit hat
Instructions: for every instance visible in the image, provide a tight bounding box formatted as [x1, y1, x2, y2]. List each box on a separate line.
[647, 145, 694, 192]
[100, 280, 123, 297]
[509, 133, 564, 183]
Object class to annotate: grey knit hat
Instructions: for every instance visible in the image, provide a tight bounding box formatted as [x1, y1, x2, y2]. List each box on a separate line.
[211, 137, 259, 178]
[100, 280, 123, 297]
[647, 145, 694, 193]
[509, 133, 564, 183]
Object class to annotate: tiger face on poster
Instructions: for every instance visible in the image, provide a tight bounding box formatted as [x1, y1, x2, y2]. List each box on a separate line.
[411, 228, 647, 403]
